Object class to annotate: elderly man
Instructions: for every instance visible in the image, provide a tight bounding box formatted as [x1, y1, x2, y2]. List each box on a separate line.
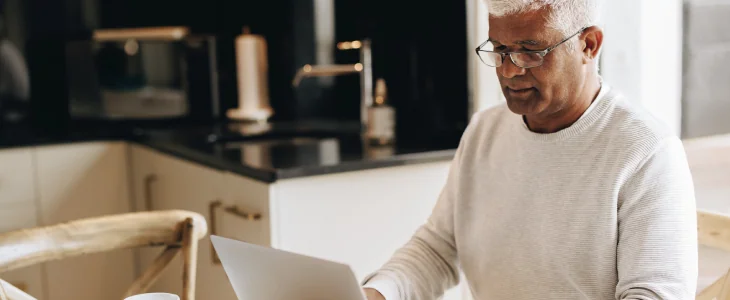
[362, 0, 698, 299]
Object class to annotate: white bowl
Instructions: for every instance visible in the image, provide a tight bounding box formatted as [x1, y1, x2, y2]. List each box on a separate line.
[124, 293, 180, 300]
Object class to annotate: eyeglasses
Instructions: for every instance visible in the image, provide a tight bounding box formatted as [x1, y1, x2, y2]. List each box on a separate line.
[475, 27, 587, 69]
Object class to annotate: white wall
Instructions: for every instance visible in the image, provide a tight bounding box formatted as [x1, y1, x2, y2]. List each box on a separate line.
[468, 0, 685, 136]
[601, 0, 684, 135]
[682, 0, 730, 138]
[467, 0, 505, 117]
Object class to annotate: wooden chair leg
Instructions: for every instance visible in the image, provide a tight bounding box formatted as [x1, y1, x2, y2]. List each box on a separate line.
[181, 218, 198, 300]
[125, 246, 182, 298]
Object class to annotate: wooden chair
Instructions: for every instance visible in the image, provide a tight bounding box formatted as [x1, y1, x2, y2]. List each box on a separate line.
[0, 210, 207, 300]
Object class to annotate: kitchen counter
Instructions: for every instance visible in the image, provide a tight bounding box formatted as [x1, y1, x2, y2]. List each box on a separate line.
[0, 120, 461, 182]
[0, 122, 134, 148]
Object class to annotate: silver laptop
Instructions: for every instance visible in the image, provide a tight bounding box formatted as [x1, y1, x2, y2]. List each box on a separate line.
[210, 235, 367, 300]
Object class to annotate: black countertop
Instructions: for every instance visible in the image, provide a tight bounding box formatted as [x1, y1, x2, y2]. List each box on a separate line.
[0, 120, 460, 183]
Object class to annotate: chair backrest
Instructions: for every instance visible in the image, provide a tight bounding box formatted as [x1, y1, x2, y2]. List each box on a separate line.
[0, 210, 207, 300]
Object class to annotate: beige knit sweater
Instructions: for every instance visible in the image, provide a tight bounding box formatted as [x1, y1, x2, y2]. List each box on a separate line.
[363, 85, 698, 300]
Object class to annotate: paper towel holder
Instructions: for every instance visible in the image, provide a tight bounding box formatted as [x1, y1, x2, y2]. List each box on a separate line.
[228, 26, 274, 123]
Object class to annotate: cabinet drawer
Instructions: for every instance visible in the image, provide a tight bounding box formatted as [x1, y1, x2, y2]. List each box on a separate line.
[215, 201, 269, 247]
[220, 173, 271, 248]
[0, 148, 36, 206]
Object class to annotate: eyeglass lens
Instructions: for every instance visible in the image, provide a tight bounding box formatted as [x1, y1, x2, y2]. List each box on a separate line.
[478, 52, 544, 68]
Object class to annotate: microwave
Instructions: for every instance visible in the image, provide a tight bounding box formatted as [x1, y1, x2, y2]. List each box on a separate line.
[64, 27, 220, 121]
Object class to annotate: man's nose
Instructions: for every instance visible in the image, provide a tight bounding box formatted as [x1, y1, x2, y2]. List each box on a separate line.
[499, 56, 527, 78]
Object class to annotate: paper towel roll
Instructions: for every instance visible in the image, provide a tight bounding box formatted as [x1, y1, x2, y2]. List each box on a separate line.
[228, 27, 273, 121]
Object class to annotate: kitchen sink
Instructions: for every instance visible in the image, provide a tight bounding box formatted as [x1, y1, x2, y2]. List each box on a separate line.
[204, 121, 361, 145]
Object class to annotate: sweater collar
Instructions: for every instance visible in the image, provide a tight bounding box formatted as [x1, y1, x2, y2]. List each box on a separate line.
[515, 83, 619, 142]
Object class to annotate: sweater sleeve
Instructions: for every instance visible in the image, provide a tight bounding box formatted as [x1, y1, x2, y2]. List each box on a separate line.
[615, 137, 698, 300]
[362, 121, 472, 300]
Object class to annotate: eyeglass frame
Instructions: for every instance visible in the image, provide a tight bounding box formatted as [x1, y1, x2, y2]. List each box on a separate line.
[475, 26, 589, 69]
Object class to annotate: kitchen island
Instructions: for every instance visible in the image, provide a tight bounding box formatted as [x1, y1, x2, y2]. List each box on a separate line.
[0, 120, 468, 300]
[135, 120, 460, 182]
[0, 120, 461, 182]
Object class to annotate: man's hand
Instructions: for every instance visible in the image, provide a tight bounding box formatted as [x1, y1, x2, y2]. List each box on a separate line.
[363, 288, 386, 300]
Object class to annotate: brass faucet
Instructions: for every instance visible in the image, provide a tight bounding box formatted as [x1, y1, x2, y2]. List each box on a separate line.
[292, 39, 373, 129]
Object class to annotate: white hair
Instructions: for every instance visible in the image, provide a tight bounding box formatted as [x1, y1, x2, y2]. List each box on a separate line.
[485, 0, 603, 37]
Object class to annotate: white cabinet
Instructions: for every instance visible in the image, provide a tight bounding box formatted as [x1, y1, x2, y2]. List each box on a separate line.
[129, 145, 276, 299]
[270, 162, 467, 300]
[220, 172, 271, 248]
[129, 145, 467, 299]
[129, 145, 237, 299]
[0, 148, 36, 206]
[270, 162, 450, 277]
[3, 142, 466, 299]
[0, 147, 44, 298]
[0, 204, 44, 298]
[0, 143, 136, 300]
[35, 142, 135, 300]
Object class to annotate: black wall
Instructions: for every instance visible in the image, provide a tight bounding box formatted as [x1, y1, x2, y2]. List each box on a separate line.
[5, 0, 469, 140]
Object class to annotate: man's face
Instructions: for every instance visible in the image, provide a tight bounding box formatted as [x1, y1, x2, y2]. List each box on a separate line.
[488, 9, 585, 118]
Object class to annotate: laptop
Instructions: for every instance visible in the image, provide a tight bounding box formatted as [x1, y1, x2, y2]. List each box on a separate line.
[210, 235, 367, 300]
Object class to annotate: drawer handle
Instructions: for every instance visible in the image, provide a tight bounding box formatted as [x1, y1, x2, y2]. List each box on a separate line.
[223, 205, 262, 221]
[209, 200, 262, 264]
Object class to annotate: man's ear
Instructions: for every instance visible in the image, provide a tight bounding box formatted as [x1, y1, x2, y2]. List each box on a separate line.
[580, 26, 604, 64]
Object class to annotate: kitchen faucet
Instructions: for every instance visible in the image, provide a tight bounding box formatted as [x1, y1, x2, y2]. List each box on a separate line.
[292, 39, 373, 130]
